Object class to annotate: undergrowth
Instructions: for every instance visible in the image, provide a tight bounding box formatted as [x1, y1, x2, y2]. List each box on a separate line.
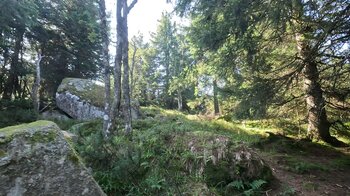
[60, 106, 350, 195]
[0, 99, 38, 128]
[69, 106, 270, 195]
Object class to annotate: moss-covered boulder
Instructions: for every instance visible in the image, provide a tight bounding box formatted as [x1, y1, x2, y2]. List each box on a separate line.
[56, 78, 141, 120]
[0, 121, 105, 196]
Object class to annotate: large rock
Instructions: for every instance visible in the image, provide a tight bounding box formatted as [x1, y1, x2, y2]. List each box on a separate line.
[56, 78, 140, 120]
[0, 121, 105, 196]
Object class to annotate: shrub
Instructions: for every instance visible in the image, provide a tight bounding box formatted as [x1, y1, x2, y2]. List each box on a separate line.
[0, 99, 38, 128]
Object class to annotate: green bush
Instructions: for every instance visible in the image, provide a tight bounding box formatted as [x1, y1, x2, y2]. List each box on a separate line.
[0, 99, 38, 128]
[70, 107, 270, 195]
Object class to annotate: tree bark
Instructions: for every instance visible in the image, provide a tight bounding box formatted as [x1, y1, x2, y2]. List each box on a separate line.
[296, 33, 346, 147]
[110, 0, 123, 134]
[213, 79, 220, 115]
[122, 0, 132, 136]
[3, 27, 24, 100]
[32, 51, 43, 113]
[98, 0, 112, 139]
[130, 40, 137, 98]
[1, 47, 10, 96]
[177, 89, 183, 111]
[113, 0, 137, 137]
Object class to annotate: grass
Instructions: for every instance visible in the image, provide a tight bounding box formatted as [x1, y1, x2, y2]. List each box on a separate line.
[284, 157, 329, 174]
[330, 156, 350, 168]
[139, 106, 263, 144]
[70, 106, 272, 195]
[1, 104, 348, 195]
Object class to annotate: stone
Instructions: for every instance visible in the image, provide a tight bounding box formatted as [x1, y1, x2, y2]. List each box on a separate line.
[56, 78, 140, 120]
[0, 120, 105, 196]
[41, 110, 70, 121]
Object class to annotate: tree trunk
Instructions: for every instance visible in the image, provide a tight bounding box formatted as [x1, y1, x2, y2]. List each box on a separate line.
[146, 82, 152, 102]
[3, 27, 24, 100]
[130, 40, 137, 98]
[296, 33, 346, 147]
[98, 0, 112, 139]
[32, 51, 43, 113]
[177, 89, 183, 111]
[113, 0, 137, 137]
[1, 47, 10, 96]
[111, 0, 123, 133]
[122, 0, 132, 136]
[213, 79, 220, 115]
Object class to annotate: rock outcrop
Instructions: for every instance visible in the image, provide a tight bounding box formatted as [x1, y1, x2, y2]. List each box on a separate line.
[56, 78, 140, 120]
[0, 121, 105, 196]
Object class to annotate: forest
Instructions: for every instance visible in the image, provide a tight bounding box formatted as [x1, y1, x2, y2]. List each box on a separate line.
[0, 0, 349, 195]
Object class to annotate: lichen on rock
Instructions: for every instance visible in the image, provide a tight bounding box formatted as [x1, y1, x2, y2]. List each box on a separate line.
[0, 120, 105, 196]
[56, 77, 141, 120]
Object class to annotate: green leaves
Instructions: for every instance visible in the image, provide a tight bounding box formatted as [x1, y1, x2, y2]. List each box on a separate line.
[227, 179, 267, 196]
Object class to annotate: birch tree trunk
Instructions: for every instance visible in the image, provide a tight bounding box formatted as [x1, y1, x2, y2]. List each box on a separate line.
[32, 51, 43, 113]
[177, 89, 183, 111]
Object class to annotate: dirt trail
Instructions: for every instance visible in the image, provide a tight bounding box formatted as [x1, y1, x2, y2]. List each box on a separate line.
[256, 136, 350, 195]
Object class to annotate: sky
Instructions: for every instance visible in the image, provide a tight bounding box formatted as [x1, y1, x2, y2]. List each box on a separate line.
[105, 0, 174, 41]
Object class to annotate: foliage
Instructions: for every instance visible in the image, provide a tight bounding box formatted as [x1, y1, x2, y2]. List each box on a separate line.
[0, 99, 38, 128]
[284, 157, 329, 174]
[172, 0, 350, 144]
[70, 106, 270, 195]
[228, 179, 267, 196]
[278, 186, 297, 196]
[0, 0, 103, 101]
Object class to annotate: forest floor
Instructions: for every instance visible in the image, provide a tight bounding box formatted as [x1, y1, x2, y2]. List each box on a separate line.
[189, 114, 350, 195]
[257, 135, 350, 195]
[2, 105, 350, 195]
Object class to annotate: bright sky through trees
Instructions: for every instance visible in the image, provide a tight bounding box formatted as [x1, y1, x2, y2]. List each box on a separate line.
[105, 0, 173, 40]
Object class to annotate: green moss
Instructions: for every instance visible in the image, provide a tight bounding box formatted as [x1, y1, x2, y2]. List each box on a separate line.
[0, 149, 7, 157]
[29, 129, 57, 144]
[57, 78, 105, 107]
[285, 157, 329, 174]
[0, 120, 58, 144]
[67, 150, 81, 165]
[330, 156, 350, 167]
[303, 182, 318, 191]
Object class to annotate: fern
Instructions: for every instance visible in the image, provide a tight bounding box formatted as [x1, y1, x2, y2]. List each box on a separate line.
[227, 180, 245, 190]
[250, 179, 267, 190]
[243, 180, 267, 196]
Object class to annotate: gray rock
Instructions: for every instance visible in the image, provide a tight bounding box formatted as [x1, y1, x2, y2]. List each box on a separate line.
[41, 110, 70, 121]
[56, 78, 140, 120]
[0, 120, 105, 196]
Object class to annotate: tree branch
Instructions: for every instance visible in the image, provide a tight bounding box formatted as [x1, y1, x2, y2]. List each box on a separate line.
[127, 0, 138, 14]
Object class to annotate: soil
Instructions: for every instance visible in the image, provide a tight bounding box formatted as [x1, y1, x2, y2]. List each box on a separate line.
[257, 135, 350, 196]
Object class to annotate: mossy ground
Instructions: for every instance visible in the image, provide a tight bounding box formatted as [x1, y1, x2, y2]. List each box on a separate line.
[65, 106, 350, 196]
[67, 107, 272, 195]
[0, 120, 58, 144]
